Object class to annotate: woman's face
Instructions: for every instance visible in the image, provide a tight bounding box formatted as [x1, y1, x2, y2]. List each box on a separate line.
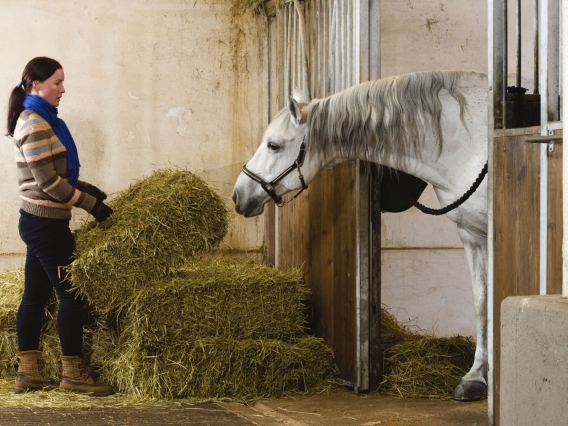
[32, 68, 65, 107]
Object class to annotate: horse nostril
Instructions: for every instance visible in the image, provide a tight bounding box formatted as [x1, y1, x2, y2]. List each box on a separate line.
[232, 190, 238, 205]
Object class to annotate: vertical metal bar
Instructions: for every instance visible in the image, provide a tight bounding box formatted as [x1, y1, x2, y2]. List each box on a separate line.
[560, 3, 563, 114]
[540, 0, 550, 298]
[355, 0, 370, 394]
[368, 0, 382, 391]
[493, 0, 505, 130]
[502, 0, 508, 128]
[563, 0, 568, 298]
[516, 0, 522, 88]
[343, 0, 350, 87]
[539, 0, 561, 295]
[324, 0, 328, 96]
[328, 0, 339, 95]
[540, 0, 561, 124]
[267, 11, 273, 128]
[318, 0, 323, 98]
[534, 0, 539, 94]
[291, 4, 297, 90]
[335, 0, 341, 92]
[338, 0, 344, 91]
[284, 5, 290, 106]
[488, 0, 505, 422]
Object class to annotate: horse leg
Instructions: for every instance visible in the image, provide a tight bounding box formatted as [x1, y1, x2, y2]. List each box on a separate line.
[452, 226, 488, 401]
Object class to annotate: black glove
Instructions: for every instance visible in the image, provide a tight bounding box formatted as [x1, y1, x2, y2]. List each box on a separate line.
[83, 184, 108, 201]
[91, 199, 114, 222]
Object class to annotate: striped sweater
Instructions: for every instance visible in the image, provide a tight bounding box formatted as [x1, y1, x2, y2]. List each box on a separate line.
[13, 109, 97, 220]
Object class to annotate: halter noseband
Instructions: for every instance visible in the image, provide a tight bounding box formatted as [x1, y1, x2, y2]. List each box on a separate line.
[242, 140, 308, 207]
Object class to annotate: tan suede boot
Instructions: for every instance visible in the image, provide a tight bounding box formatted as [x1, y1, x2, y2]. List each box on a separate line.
[60, 356, 114, 396]
[14, 350, 57, 393]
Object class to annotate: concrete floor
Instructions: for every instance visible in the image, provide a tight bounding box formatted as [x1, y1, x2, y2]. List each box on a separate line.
[0, 388, 488, 425]
[242, 388, 489, 426]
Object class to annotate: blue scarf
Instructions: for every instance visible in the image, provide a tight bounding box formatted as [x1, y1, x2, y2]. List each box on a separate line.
[22, 95, 80, 187]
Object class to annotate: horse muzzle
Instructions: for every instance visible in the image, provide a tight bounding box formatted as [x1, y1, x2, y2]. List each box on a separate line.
[232, 188, 265, 217]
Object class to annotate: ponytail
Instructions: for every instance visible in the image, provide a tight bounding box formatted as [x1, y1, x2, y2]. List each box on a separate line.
[5, 56, 62, 137]
[6, 85, 27, 136]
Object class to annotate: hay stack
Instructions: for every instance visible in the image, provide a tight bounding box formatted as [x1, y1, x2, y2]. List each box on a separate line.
[70, 168, 229, 314]
[378, 308, 476, 399]
[87, 257, 335, 400]
[0, 167, 337, 402]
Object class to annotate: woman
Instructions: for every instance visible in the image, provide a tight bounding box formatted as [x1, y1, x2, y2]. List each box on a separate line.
[6, 57, 114, 396]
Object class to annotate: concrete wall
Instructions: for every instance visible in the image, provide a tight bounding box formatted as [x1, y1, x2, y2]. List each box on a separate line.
[0, 1, 267, 272]
[500, 296, 568, 426]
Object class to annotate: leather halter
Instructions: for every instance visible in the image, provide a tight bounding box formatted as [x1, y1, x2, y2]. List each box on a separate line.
[242, 140, 308, 207]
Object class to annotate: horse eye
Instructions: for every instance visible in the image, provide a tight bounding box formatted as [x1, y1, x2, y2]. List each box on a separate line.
[267, 142, 280, 152]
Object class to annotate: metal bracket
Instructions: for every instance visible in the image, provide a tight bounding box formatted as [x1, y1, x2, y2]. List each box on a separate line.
[524, 132, 562, 152]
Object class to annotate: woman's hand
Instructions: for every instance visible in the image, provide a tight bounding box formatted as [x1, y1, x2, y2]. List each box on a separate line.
[84, 184, 107, 201]
[91, 199, 113, 222]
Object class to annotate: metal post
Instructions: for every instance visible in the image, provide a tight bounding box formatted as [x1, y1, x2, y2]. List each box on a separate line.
[562, 0, 568, 298]
[534, 0, 539, 94]
[487, 0, 505, 422]
[517, 0, 522, 88]
[539, 0, 561, 295]
[502, 0, 508, 128]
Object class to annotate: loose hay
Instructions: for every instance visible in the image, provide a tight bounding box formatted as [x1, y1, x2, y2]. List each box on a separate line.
[70, 168, 229, 315]
[378, 308, 476, 399]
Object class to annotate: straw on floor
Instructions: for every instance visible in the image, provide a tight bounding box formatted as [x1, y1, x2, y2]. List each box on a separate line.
[378, 308, 476, 399]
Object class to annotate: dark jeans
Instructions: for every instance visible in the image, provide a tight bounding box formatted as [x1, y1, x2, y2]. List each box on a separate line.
[17, 209, 84, 356]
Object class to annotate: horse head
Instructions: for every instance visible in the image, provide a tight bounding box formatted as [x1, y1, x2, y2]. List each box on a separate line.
[232, 88, 322, 217]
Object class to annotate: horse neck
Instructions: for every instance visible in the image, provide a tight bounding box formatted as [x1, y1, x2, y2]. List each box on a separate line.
[313, 117, 481, 192]
[310, 79, 487, 190]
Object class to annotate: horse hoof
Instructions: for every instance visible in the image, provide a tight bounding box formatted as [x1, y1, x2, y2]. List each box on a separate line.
[452, 380, 487, 401]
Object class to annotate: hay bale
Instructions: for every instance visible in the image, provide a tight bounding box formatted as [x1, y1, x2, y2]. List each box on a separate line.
[86, 257, 337, 401]
[70, 168, 229, 314]
[93, 332, 336, 401]
[0, 269, 24, 330]
[121, 258, 308, 344]
[378, 307, 476, 399]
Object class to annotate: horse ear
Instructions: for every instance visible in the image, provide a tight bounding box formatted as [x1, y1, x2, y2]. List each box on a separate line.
[288, 96, 306, 125]
[292, 87, 308, 104]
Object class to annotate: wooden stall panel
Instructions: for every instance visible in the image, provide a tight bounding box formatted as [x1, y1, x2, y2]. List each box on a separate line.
[278, 162, 359, 384]
[492, 130, 541, 421]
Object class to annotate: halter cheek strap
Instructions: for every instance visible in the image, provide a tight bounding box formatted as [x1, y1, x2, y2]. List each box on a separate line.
[242, 140, 308, 207]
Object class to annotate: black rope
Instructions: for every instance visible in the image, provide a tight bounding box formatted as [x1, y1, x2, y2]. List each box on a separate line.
[412, 162, 488, 216]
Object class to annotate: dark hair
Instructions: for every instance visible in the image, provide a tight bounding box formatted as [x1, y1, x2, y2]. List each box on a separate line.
[6, 56, 62, 136]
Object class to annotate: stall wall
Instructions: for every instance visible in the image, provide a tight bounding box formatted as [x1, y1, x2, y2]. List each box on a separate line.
[0, 0, 267, 271]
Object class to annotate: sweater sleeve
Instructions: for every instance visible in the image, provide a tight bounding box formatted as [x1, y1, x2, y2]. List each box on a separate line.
[15, 118, 97, 213]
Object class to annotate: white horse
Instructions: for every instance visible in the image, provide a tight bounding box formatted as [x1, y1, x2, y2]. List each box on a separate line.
[232, 70, 488, 401]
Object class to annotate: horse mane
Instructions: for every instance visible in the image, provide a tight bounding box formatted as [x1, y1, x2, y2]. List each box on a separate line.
[305, 70, 475, 166]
